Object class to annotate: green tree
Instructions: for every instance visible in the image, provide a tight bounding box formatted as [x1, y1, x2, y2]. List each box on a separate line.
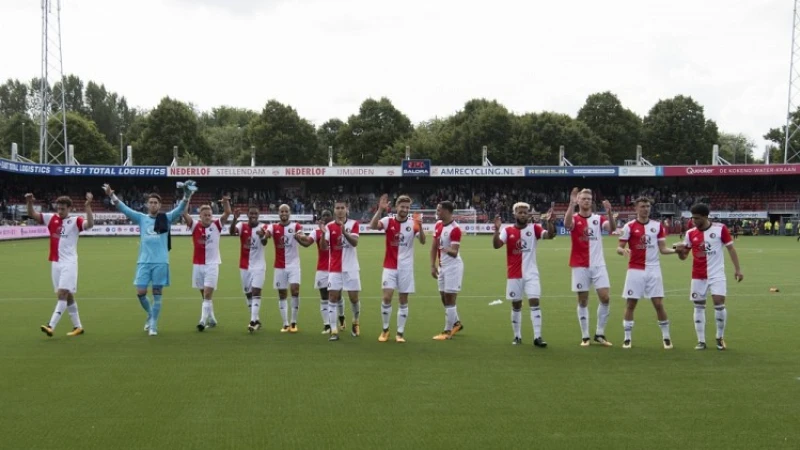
[0, 79, 29, 117]
[248, 100, 320, 165]
[47, 112, 116, 164]
[204, 125, 249, 165]
[576, 91, 642, 164]
[438, 99, 513, 165]
[0, 113, 38, 159]
[200, 106, 257, 129]
[134, 97, 212, 165]
[338, 98, 413, 165]
[718, 132, 756, 164]
[52, 74, 86, 116]
[511, 112, 609, 165]
[642, 95, 718, 164]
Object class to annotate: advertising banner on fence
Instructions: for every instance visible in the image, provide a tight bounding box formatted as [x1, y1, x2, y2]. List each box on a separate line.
[0, 159, 167, 177]
[663, 164, 800, 177]
[618, 166, 657, 177]
[167, 166, 399, 177]
[0, 226, 50, 240]
[402, 159, 431, 176]
[680, 211, 769, 219]
[431, 166, 525, 177]
[525, 166, 619, 177]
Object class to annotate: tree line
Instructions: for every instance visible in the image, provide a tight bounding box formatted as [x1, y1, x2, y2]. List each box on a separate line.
[0, 75, 768, 167]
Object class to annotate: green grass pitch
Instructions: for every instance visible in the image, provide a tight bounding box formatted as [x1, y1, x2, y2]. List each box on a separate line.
[1, 234, 799, 449]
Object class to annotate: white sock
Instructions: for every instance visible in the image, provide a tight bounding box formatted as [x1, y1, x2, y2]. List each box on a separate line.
[201, 299, 211, 324]
[623, 320, 634, 341]
[352, 300, 361, 321]
[251, 296, 261, 323]
[337, 300, 344, 318]
[397, 304, 408, 334]
[714, 306, 727, 339]
[658, 320, 671, 340]
[596, 302, 610, 336]
[445, 305, 457, 331]
[328, 301, 338, 332]
[694, 304, 706, 343]
[49, 299, 68, 329]
[511, 308, 522, 339]
[67, 302, 82, 329]
[208, 300, 217, 323]
[577, 305, 590, 339]
[530, 306, 542, 339]
[381, 303, 392, 330]
[279, 299, 288, 327]
[290, 296, 299, 325]
[320, 299, 329, 326]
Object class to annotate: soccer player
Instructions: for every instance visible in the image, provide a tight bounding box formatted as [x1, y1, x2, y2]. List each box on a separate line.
[321, 200, 362, 341]
[564, 188, 616, 347]
[492, 203, 555, 347]
[676, 203, 743, 350]
[264, 204, 304, 333]
[28, 193, 94, 337]
[184, 198, 231, 331]
[616, 197, 678, 349]
[296, 210, 337, 334]
[104, 183, 192, 336]
[431, 201, 464, 341]
[369, 194, 426, 343]
[230, 206, 268, 333]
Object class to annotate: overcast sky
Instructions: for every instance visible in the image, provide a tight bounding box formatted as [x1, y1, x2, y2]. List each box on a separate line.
[0, 0, 793, 155]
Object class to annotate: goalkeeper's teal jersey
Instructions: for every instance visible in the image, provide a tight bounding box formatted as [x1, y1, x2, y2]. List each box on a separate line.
[116, 199, 187, 264]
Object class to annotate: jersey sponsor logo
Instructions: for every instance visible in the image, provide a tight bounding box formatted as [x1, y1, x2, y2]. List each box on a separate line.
[512, 238, 529, 255]
[581, 227, 598, 241]
[635, 234, 652, 249]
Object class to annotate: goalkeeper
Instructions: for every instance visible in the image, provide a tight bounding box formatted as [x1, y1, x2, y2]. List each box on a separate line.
[102, 180, 196, 336]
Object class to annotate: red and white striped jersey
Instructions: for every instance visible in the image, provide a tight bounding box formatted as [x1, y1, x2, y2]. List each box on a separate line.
[683, 223, 733, 280]
[569, 213, 607, 268]
[379, 216, 420, 270]
[499, 223, 546, 279]
[308, 228, 330, 271]
[267, 222, 302, 269]
[191, 220, 223, 265]
[434, 220, 462, 267]
[619, 219, 666, 270]
[325, 220, 360, 273]
[235, 222, 266, 270]
[41, 213, 84, 263]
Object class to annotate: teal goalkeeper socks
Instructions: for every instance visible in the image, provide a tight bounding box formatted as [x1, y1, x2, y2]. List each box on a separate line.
[137, 294, 152, 315]
[152, 295, 162, 324]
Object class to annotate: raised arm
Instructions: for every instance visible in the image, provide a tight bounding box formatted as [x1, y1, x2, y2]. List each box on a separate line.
[104, 183, 142, 225]
[342, 221, 359, 247]
[320, 223, 330, 251]
[563, 187, 578, 231]
[229, 209, 241, 236]
[181, 201, 193, 228]
[84, 192, 94, 230]
[492, 216, 504, 249]
[167, 197, 189, 224]
[415, 215, 426, 245]
[542, 209, 556, 240]
[602, 200, 616, 233]
[219, 196, 232, 225]
[24, 193, 43, 224]
[370, 194, 389, 230]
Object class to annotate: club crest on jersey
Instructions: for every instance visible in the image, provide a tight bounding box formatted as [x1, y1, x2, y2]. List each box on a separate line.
[288, 228, 294, 234]
[710, 233, 716, 238]
[593, 220, 598, 225]
[650, 228, 656, 233]
[526, 231, 532, 237]
[406, 226, 411, 232]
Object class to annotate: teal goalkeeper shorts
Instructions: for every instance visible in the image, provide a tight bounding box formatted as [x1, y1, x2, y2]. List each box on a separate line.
[134, 263, 170, 288]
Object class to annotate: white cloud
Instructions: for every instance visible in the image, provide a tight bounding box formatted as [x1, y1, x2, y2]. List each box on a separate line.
[0, 0, 792, 152]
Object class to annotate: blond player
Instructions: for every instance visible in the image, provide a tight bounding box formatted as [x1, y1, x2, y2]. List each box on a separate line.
[230, 206, 268, 333]
[321, 200, 361, 341]
[369, 194, 426, 343]
[676, 203, 743, 351]
[431, 201, 464, 340]
[183, 198, 231, 331]
[264, 204, 304, 333]
[616, 197, 678, 349]
[28, 193, 94, 337]
[564, 188, 616, 347]
[492, 202, 555, 347]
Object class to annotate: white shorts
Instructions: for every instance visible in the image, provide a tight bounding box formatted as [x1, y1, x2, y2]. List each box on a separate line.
[690, 278, 727, 302]
[571, 266, 610, 292]
[240, 267, 266, 292]
[192, 264, 220, 290]
[506, 276, 541, 301]
[328, 271, 361, 292]
[382, 268, 415, 294]
[51, 261, 78, 294]
[437, 262, 464, 294]
[622, 268, 665, 300]
[315, 271, 329, 290]
[274, 266, 301, 290]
